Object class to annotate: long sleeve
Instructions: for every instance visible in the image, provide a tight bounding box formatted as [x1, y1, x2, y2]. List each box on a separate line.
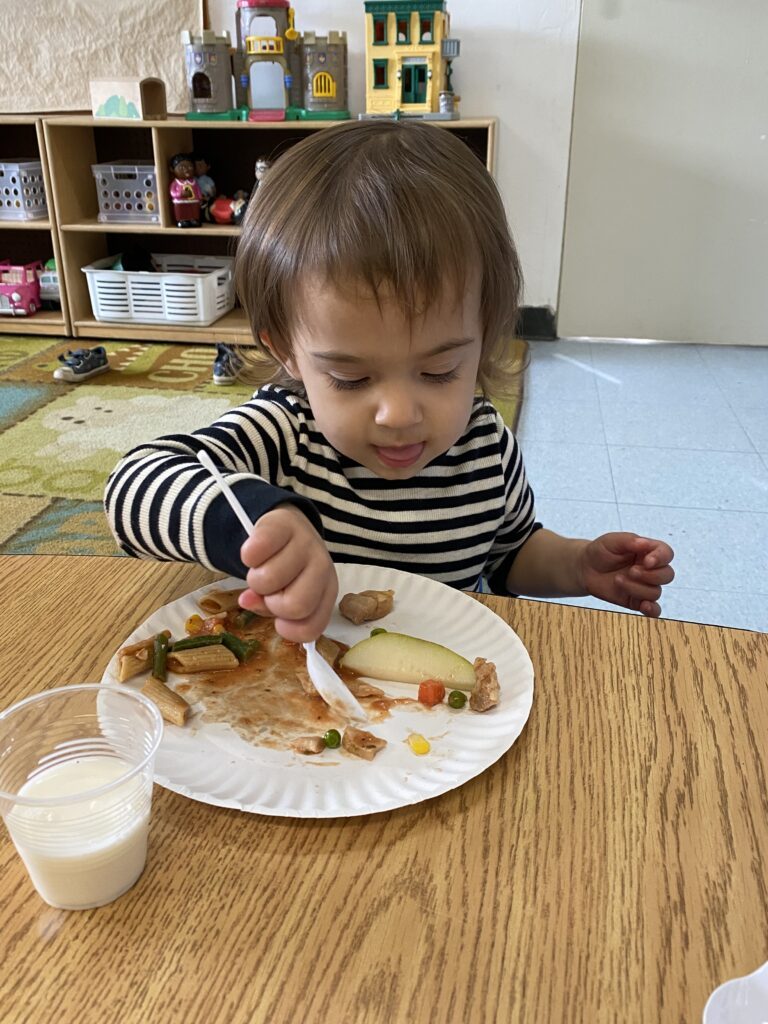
[104, 394, 323, 578]
[483, 413, 541, 594]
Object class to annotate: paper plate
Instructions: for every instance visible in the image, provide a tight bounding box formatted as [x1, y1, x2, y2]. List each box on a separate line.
[102, 564, 535, 817]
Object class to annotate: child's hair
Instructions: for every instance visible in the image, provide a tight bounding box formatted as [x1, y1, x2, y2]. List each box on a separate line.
[234, 119, 523, 397]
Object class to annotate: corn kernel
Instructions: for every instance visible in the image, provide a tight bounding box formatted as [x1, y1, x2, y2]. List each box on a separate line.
[407, 733, 431, 756]
[211, 622, 226, 635]
[185, 614, 204, 635]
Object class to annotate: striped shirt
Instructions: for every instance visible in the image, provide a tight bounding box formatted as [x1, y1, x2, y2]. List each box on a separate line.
[104, 385, 540, 594]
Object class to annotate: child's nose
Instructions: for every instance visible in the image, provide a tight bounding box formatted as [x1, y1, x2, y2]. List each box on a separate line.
[373, 387, 423, 429]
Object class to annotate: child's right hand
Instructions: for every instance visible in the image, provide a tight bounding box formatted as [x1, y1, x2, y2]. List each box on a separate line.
[238, 505, 338, 643]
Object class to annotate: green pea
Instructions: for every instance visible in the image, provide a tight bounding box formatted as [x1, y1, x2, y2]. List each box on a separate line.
[448, 690, 467, 710]
[370, 627, 387, 636]
[324, 729, 341, 749]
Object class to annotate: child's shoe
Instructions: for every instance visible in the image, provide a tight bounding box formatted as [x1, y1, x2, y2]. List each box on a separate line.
[53, 346, 109, 383]
[212, 343, 243, 385]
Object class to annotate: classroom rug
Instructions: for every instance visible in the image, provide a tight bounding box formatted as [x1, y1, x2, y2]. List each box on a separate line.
[0, 335, 526, 557]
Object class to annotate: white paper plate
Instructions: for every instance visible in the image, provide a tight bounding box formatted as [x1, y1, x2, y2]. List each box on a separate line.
[102, 564, 535, 817]
[702, 961, 768, 1024]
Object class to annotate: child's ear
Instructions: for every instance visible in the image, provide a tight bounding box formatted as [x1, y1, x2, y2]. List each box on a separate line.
[259, 331, 301, 380]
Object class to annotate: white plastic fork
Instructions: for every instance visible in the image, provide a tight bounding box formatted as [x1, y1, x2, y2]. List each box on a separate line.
[196, 450, 368, 722]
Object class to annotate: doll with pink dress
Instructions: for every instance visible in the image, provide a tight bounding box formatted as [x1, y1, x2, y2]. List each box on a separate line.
[169, 153, 203, 227]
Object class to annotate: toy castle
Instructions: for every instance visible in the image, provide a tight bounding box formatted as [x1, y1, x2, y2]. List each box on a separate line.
[182, 2, 349, 121]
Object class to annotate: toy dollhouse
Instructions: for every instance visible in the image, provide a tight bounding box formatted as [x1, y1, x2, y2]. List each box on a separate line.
[182, 2, 349, 122]
[363, 0, 461, 119]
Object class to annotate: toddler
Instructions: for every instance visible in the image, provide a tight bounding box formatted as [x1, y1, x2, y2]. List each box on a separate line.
[105, 120, 674, 642]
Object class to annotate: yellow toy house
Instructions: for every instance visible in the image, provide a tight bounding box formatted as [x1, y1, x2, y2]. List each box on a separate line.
[363, 1, 460, 119]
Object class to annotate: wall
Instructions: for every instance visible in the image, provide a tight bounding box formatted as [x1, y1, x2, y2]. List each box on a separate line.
[207, 0, 581, 311]
[558, 0, 768, 344]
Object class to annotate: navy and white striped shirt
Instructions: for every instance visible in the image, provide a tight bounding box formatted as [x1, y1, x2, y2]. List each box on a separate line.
[104, 385, 540, 594]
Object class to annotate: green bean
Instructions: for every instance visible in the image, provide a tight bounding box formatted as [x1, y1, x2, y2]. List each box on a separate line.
[220, 632, 260, 662]
[169, 634, 225, 652]
[152, 633, 169, 681]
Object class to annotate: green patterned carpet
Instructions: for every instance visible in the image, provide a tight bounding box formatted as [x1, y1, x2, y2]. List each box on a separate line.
[0, 336, 525, 557]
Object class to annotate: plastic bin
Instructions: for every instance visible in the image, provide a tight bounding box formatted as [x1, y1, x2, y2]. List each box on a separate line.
[0, 159, 48, 220]
[91, 161, 159, 223]
[81, 253, 235, 326]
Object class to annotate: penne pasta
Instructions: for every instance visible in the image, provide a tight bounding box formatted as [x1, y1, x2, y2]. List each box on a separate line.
[118, 631, 171, 682]
[141, 676, 191, 727]
[167, 645, 239, 673]
[198, 589, 245, 615]
[118, 648, 150, 683]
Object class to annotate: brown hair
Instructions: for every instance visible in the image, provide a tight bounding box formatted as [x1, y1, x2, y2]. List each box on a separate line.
[234, 119, 523, 396]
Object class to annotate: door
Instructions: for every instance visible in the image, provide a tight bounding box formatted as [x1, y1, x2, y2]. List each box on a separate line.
[559, 0, 768, 343]
[401, 63, 427, 105]
[248, 61, 285, 111]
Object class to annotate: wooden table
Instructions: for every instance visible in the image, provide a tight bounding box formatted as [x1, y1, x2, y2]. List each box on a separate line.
[1, 555, 767, 1024]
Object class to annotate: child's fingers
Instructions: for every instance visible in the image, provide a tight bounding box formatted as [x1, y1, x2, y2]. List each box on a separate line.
[627, 564, 675, 586]
[271, 572, 339, 643]
[635, 538, 674, 569]
[633, 598, 662, 618]
[240, 518, 292, 569]
[238, 590, 271, 615]
[245, 537, 313, 600]
[615, 573, 662, 605]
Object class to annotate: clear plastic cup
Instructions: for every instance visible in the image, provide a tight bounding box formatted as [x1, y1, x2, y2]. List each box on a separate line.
[0, 684, 163, 910]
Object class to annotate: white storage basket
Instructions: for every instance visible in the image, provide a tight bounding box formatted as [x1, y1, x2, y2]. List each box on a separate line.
[0, 159, 48, 220]
[81, 253, 235, 326]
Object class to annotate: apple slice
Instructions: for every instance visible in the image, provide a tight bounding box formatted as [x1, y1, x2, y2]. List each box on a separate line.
[340, 632, 476, 691]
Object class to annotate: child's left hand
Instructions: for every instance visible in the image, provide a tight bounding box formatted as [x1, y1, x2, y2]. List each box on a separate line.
[578, 532, 675, 617]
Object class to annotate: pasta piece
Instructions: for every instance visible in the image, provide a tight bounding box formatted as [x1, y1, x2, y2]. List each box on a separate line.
[118, 648, 150, 683]
[118, 631, 171, 682]
[141, 676, 191, 726]
[167, 645, 239, 674]
[198, 589, 246, 614]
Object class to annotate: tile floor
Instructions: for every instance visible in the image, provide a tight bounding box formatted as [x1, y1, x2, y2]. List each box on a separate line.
[515, 339, 768, 633]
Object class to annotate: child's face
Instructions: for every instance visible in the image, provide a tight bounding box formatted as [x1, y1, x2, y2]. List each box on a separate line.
[281, 277, 483, 479]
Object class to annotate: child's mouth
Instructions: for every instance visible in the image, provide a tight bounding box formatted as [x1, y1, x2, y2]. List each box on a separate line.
[374, 443, 425, 468]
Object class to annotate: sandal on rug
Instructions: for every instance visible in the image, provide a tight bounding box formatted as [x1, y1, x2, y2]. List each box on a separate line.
[53, 346, 110, 383]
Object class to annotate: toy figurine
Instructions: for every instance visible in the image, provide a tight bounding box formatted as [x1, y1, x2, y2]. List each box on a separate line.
[254, 157, 271, 191]
[193, 154, 216, 201]
[206, 194, 248, 225]
[169, 153, 203, 227]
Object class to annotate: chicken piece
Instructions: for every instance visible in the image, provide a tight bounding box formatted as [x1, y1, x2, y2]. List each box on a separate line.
[338, 589, 394, 625]
[315, 635, 342, 668]
[295, 667, 316, 697]
[346, 679, 386, 699]
[291, 736, 326, 755]
[342, 726, 387, 761]
[469, 658, 500, 712]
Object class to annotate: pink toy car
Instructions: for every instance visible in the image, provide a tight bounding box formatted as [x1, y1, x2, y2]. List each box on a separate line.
[0, 259, 43, 316]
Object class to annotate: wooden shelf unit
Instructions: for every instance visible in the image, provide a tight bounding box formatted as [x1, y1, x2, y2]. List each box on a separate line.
[42, 114, 497, 346]
[0, 114, 70, 337]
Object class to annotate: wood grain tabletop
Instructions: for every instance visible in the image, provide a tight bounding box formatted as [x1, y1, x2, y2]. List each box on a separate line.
[0, 554, 766, 1024]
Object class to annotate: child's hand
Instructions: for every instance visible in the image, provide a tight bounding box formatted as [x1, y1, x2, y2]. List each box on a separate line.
[578, 532, 675, 618]
[238, 505, 338, 642]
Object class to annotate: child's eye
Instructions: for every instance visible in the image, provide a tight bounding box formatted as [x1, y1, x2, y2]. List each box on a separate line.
[327, 375, 369, 391]
[422, 369, 460, 384]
